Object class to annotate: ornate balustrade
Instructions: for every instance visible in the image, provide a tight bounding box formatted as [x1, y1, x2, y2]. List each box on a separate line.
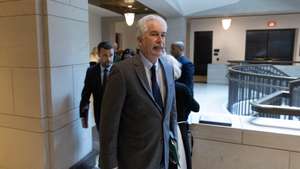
[227, 64, 299, 119]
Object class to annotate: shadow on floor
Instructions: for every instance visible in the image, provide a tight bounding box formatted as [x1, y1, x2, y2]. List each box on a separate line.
[69, 149, 98, 169]
[70, 127, 100, 169]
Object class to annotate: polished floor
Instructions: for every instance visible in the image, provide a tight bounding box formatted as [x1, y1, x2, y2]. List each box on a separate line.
[189, 83, 229, 123]
[70, 150, 98, 169]
[71, 83, 229, 169]
[193, 75, 207, 83]
[71, 127, 100, 169]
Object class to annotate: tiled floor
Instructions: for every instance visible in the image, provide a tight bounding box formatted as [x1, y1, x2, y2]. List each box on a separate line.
[189, 83, 229, 123]
[191, 83, 300, 134]
[70, 149, 98, 169]
[71, 127, 100, 169]
[194, 75, 207, 83]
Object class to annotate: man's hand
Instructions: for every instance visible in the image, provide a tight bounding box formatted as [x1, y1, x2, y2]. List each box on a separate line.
[81, 117, 88, 128]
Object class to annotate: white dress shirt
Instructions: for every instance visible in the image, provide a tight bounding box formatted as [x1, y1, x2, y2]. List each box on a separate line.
[140, 53, 166, 105]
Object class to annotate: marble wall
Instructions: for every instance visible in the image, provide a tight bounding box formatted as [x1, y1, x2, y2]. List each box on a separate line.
[191, 121, 300, 169]
[190, 14, 300, 64]
[166, 17, 187, 53]
[0, 0, 92, 168]
[88, 5, 102, 50]
[207, 64, 228, 84]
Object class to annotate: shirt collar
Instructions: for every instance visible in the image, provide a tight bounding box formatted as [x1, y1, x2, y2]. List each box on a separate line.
[140, 52, 159, 70]
[100, 64, 112, 72]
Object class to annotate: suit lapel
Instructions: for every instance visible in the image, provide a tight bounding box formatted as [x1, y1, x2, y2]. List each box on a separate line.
[95, 65, 102, 92]
[160, 57, 173, 117]
[133, 55, 163, 113]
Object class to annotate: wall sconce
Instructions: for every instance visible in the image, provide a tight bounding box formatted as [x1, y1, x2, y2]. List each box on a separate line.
[124, 12, 135, 26]
[222, 18, 232, 30]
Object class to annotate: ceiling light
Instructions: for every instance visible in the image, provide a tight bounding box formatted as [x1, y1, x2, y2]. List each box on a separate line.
[222, 18, 232, 30]
[125, 0, 135, 3]
[124, 13, 135, 26]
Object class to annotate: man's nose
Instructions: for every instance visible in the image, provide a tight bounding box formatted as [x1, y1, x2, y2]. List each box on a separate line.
[156, 36, 164, 43]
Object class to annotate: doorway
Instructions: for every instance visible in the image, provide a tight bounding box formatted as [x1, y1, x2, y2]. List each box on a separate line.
[193, 31, 213, 82]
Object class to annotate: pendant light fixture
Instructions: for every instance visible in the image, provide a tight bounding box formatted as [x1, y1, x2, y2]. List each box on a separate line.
[124, 12, 135, 26]
[222, 18, 232, 30]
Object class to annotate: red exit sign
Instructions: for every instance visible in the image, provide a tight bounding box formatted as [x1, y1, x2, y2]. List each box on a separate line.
[267, 20, 277, 27]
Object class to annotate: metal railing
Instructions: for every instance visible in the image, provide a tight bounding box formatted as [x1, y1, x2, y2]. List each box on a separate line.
[251, 91, 300, 119]
[228, 60, 300, 65]
[251, 79, 300, 119]
[290, 79, 300, 107]
[227, 64, 298, 118]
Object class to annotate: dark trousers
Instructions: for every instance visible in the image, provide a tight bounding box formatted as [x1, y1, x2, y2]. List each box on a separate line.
[179, 123, 192, 169]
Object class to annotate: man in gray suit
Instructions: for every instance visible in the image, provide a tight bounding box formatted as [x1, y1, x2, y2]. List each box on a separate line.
[100, 15, 178, 169]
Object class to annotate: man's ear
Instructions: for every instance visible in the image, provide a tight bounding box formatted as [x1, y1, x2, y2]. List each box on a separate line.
[137, 36, 143, 45]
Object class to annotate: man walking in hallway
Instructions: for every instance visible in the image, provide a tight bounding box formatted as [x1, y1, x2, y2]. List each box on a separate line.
[79, 41, 114, 131]
[100, 14, 178, 169]
[171, 41, 195, 94]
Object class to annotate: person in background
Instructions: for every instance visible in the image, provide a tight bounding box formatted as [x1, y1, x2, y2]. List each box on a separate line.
[79, 41, 114, 130]
[175, 82, 199, 169]
[121, 48, 135, 60]
[100, 14, 178, 169]
[89, 47, 99, 66]
[163, 52, 200, 169]
[136, 48, 141, 55]
[80, 41, 114, 130]
[162, 48, 182, 79]
[113, 42, 121, 63]
[171, 41, 195, 95]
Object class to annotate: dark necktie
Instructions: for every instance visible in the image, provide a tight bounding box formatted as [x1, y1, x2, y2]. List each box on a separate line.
[151, 65, 163, 110]
[102, 68, 108, 89]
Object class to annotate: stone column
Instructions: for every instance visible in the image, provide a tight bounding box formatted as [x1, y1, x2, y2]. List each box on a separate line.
[0, 0, 92, 168]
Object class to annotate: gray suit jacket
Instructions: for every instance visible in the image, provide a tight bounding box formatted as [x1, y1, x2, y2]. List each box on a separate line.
[100, 55, 178, 169]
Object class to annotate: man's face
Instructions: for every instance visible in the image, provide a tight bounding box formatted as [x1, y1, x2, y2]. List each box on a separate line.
[138, 20, 166, 63]
[98, 48, 114, 67]
[170, 44, 180, 58]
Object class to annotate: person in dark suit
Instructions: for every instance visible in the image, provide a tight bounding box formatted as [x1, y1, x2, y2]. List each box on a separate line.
[175, 82, 199, 169]
[100, 15, 178, 169]
[120, 48, 135, 60]
[79, 41, 114, 131]
[113, 42, 121, 63]
[171, 41, 195, 94]
[163, 52, 199, 169]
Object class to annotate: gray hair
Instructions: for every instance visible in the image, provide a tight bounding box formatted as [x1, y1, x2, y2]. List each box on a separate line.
[172, 41, 185, 50]
[136, 14, 167, 38]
